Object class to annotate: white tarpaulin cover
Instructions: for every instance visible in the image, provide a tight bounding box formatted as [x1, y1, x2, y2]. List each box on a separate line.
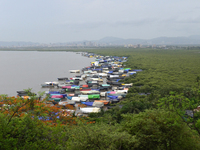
[100, 92, 106, 97]
[92, 102, 104, 107]
[71, 97, 81, 102]
[80, 107, 101, 113]
[81, 90, 99, 94]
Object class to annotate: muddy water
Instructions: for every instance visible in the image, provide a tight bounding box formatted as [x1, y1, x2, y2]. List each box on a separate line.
[0, 51, 95, 96]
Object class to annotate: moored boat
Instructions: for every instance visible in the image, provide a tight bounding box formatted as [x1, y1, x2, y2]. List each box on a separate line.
[57, 77, 68, 81]
[69, 70, 80, 73]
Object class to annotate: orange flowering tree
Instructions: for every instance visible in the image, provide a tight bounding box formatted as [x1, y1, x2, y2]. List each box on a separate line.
[0, 93, 93, 126]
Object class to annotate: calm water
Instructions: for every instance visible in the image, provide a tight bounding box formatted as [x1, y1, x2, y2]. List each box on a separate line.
[0, 51, 95, 96]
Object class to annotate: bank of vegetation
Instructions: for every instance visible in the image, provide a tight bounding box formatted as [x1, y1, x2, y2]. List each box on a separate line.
[1, 48, 200, 149]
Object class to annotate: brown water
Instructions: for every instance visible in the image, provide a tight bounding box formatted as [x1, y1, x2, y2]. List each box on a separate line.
[0, 51, 95, 96]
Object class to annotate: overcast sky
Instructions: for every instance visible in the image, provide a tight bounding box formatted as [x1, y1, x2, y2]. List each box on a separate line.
[0, 0, 200, 43]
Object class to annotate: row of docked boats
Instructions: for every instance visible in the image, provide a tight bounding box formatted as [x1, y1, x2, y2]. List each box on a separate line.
[17, 52, 142, 115]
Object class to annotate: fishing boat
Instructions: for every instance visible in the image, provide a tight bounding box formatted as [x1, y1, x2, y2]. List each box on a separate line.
[57, 77, 68, 81]
[108, 75, 119, 78]
[81, 101, 104, 107]
[17, 91, 28, 97]
[70, 76, 83, 81]
[80, 84, 89, 88]
[67, 96, 82, 102]
[83, 70, 93, 74]
[121, 83, 133, 87]
[100, 92, 107, 97]
[45, 81, 59, 85]
[81, 74, 87, 79]
[114, 89, 128, 94]
[65, 88, 75, 92]
[65, 80, 79, 85]
[78, 95, 88, 101]
[88, 94, 100, 100]
[94, 100, 109, 105]
[69, 70, 80, 73]
[107, 95, 122, 100]
[80, 88, 92, 91]
[46, 91, 60, 94]
[17, 91, 27, 94]
[41, 81, 59, 88]
[107, 93, 126, 98]
[58, 101, 76, 106]
[90, 78, 103, 82]
[47, 98, 62, 102]
[50, 93, 67, 98]
[41, 84, 57, 88]
[106, 81, 122, 86]
[97, 73, 107, 77]
[57, 83, 71, 88]
[80, 90, 100, 95]
[86, 81, 99, 86]
[51, 95, 63, 98]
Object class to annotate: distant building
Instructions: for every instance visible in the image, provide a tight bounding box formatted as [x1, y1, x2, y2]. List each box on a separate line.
[137, 44, 142, 48]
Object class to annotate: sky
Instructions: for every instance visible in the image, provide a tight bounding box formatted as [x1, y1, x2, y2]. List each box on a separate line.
[0, 0, 200, 43]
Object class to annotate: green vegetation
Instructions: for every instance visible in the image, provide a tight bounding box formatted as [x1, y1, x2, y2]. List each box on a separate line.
[1, 48, 200, 149]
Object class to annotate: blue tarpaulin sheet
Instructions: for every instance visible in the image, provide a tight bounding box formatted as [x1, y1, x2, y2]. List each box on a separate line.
[81, 102, 93, 106]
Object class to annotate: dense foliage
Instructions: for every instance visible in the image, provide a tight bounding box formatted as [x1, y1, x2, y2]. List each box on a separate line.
[1, 48, 200, 149]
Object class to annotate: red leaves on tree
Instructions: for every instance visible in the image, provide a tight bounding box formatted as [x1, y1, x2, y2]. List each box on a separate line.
[0, 96, 94, 126]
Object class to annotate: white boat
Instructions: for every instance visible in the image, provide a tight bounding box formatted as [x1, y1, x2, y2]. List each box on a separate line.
[90, 71, 97, 74]
[69, 70, 80, 73]
[102, 68, 109, 70]
[84, 70, 93, 74]
[100, 92, 107, 97]
[90, 78, 103, 82]
[114, 89, 128, 94]
[58, 83, 71, 88]
[78, 95, 88, 97]
[98, 73, 108, 77]
[80, 90, 100, 94]
[108, 75, 119, 78]
[45, 81, 59, 85]
[58, 101, 75, 106]
[103, 70, 109, 73]
[71, 97, 81, 102]
[78, 95, 88, 101]
[41, 81, 59, 88]
[81, 74, 87, 79]
[71, 77, 83, 81]
[128, 71, 137, 74]
[80, 107, 101, 113]
[121, 83, 133, 87]
[78, 95, 89, 101]
[119, 70, 124, 73]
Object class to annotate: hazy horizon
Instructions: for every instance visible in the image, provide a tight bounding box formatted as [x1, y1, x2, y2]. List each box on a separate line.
[0, 0, 200, 43]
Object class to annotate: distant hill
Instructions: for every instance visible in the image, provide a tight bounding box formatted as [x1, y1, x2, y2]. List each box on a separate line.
[1, 35, 200, 47]
[97, 35, 200, 45]
[97, 37, 146, 45]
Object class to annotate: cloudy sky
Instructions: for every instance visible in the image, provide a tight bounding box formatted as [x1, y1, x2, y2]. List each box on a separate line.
[0, 0, 200, 43]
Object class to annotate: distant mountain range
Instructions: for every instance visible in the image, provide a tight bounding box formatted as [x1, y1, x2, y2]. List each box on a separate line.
[97, 35, 200, 45]
[1, 35, 200, 47]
